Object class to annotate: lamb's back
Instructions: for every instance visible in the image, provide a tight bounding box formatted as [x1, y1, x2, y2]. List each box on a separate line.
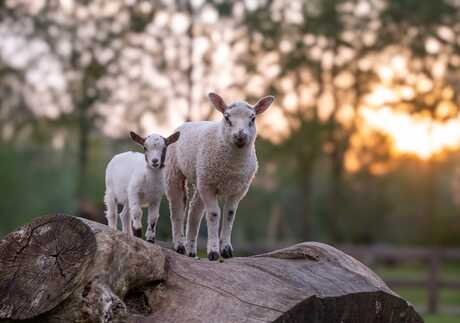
[106, 152, 145, 202]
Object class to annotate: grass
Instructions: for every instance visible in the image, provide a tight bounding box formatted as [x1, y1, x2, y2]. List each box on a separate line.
[424, 314, 459, 323]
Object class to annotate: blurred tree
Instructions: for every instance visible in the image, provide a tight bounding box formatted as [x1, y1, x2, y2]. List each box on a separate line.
[238, 0, 385, 240]
[375, 0, 460, 242]
[0, 0, 221, 200]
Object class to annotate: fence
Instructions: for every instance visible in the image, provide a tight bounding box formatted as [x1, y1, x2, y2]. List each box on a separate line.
[341, 245, 460, 315]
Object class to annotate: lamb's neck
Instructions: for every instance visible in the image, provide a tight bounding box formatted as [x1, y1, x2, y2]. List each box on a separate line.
[218, 139, 255, 166]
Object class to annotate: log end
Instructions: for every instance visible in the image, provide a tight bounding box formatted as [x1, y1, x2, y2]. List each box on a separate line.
[0, 214, 96, 320]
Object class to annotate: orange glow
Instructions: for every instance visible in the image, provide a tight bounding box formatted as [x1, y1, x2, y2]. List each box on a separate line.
[361, 107, 460, 159]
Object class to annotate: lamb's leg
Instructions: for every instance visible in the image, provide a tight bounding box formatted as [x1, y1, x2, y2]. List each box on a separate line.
[185, 190, 205, 257]
[146, 201, 161, 243]
[166, 174, 187, 254]
[199, 185, 221, 261]
[129, 197, 143, 238]
[104, 191, 118, 230]
[120, 205, 132, 236]
[220, 196, 240, 259]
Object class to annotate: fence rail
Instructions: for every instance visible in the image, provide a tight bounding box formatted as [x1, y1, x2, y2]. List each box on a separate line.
[337, 245, 460, 314]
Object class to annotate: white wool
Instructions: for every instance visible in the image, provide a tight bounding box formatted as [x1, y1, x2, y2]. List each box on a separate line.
[164, 96, 274, 259]
[105, 152, 165, 208]
[104, 133, 171, 242]
[169, 121, 257, 196]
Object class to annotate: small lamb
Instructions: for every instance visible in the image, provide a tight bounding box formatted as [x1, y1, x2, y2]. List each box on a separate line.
[165, 92, 274, 260]
[104, 130, 180, 241]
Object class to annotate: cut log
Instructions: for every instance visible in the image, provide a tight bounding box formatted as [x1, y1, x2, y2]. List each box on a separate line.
[0, 215, 423, 323]
[0, 214, 96, 320]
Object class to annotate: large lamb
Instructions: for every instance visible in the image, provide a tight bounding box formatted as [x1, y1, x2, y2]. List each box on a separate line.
[165, 93, 274, 260]
[105, 131, 180, 241]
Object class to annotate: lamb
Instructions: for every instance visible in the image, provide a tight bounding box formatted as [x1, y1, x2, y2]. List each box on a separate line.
[104, 130, 180, 241]
[165, 92, 274, 260]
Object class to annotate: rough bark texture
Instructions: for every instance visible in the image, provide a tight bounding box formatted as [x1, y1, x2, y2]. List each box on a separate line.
[0, 215, 423, 323]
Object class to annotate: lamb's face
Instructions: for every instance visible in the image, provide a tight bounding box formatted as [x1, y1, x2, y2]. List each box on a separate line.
[129, 131, 180, 169]
[143, 135, 167, 169]
[222, 103, 256, 148]
[208, 93, 275, 149]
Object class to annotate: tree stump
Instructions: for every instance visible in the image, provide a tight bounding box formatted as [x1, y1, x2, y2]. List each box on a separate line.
[0, 215, 423, 323]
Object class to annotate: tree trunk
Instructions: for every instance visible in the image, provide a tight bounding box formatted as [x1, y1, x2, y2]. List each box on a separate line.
[76, 104, 90, 199]
[299, 167, 314, 240]
[0, 214, 423, 323]
[327, 146, 346, 242]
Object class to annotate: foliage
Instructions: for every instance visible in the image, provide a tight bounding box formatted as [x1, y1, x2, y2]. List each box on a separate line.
[1, 0, 460, 248]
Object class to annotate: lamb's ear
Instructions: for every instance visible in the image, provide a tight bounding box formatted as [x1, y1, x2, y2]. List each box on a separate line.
[208, 92, 227, 114]
[130, 131, 145, 146]
[165, 131, 180, 145]
[253, 95, 275, 115]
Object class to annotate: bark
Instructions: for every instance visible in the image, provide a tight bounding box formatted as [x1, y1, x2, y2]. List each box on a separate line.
[0, 214, 423, 323]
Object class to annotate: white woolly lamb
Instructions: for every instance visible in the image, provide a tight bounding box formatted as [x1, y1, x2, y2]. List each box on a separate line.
[104, 130, 180, 241]
[165, 92, 274, 260]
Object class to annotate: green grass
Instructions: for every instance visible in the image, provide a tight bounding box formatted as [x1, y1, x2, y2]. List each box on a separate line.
[424, 314, 459, 323]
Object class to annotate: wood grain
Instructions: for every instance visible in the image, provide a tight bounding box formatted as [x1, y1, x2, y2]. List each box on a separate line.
[0, 215, 423, 323]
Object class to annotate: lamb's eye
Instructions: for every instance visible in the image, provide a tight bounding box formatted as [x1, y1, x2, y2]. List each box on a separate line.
[249, 115, 255, 126]
[224, 115, 232, 126]
[143, 146, 148, 151]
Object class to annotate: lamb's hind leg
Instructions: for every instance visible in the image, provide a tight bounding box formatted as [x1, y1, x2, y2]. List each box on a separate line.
[166, 172, 187, 254]
[104, 190, 118, 230]
[120, 205, 132, 236]
[185, 190, 205, 257]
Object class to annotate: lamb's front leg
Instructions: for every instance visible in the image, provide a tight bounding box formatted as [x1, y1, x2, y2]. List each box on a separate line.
[199, 185, 221, 261]
[146, 201, 161, 243]
[128, 181, 143, 238]
[220, 196, 240, 258]
[130, 202, 143, 238]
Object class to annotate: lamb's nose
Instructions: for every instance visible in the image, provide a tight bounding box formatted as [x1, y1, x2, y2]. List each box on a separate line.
[152, 158, 159, 166]
[234, 130, 247, 140]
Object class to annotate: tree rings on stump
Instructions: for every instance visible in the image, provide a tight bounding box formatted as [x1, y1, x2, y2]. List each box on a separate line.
[0, 214, 96, 320]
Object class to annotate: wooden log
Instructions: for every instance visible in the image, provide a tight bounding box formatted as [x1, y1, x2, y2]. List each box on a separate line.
[0, 214, 96, 320]
[0, 215, 423, 323]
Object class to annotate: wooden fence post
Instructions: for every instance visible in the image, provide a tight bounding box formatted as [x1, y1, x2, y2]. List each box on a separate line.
[427, 251, 440, 314]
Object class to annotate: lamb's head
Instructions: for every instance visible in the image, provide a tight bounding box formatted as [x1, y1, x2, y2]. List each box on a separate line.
[130, 131, 180, 169]
[208, 92, 274, 149]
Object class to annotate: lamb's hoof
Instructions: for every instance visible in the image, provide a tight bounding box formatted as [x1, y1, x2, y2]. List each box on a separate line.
[188, 252, 196, 258]
[222, 245, 233, 259]
[133, 228, 142, 238]
[176, 245, 186, 255]
[208, 251, 220, 261]
[146, 238, 155, 244]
